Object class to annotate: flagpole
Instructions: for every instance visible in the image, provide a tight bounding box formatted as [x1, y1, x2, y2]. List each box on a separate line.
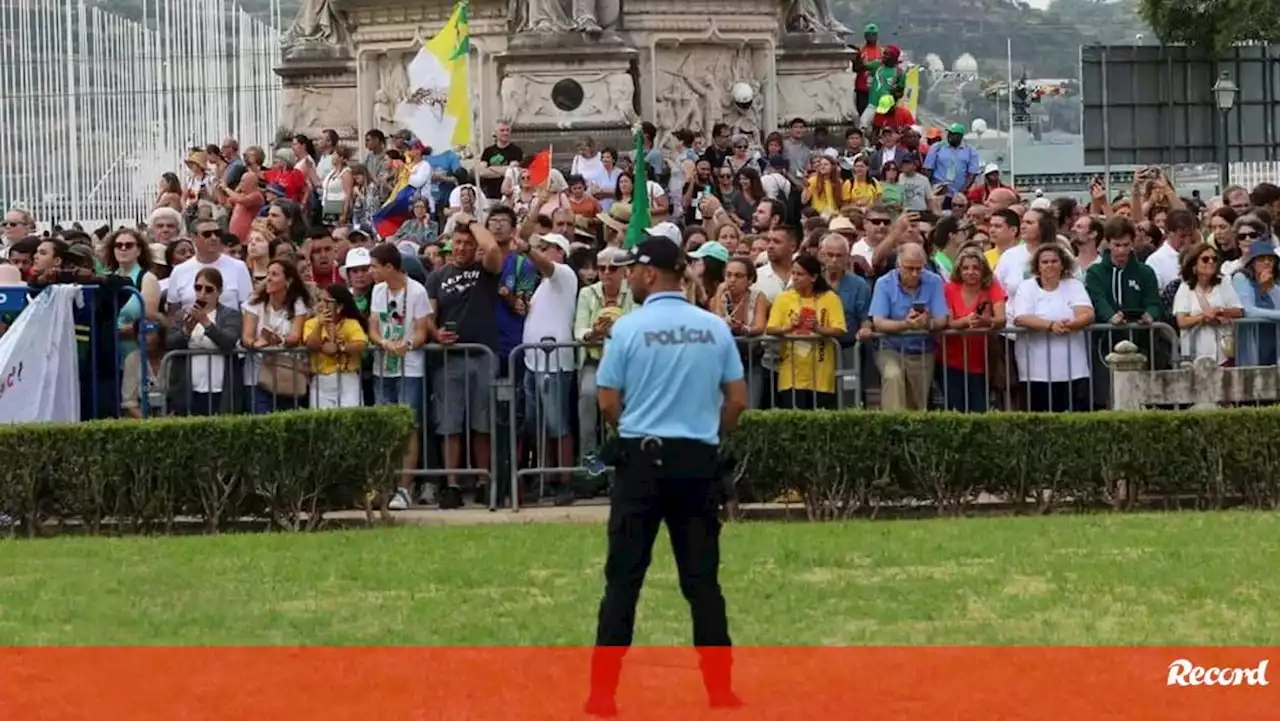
[1006, 36, 1016, 189]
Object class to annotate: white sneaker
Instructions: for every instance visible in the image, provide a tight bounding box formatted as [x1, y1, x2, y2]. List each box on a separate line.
[418, 483, 437, 506]
[387, 487, 412, 511]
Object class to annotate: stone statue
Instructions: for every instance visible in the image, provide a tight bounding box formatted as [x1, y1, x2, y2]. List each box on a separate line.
[509, 0, 617, 34]
[784, 0, 851, 35]
[284, 0, 349, 49]
[373, 90, 396, 132]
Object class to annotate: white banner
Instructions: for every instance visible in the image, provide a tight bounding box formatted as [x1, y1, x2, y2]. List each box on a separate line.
[0, 285, 81, 424]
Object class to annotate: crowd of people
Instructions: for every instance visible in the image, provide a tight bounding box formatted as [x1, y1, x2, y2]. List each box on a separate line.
[4, 41, 1280, 508]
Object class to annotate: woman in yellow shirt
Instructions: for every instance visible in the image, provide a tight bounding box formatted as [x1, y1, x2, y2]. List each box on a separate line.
[765, 254, 847, 409]
[303, 284, 369, 408]
[847, 156, 882, 207]
[801, 156, 850, 216]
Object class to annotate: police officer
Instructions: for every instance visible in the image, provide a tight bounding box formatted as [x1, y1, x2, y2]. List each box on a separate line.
[585, 234, 748, 716]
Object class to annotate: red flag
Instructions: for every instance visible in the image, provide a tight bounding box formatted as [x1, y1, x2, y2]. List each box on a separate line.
[525, 147, 552, 187]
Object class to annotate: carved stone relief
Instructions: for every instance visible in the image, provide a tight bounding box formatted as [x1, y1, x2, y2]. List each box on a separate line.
[499, 70, 635, 127]
[653, 45, 763, 144]
[282, 85, 359, 137]
[776, 68, 857, 125]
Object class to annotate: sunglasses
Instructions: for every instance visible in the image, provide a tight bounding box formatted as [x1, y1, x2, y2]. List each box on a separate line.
[115, 242, 137, 250]
[1238, 231, 1259, 240]
[733, 144, 748, 150]
[1, 221, 23, 228]
[867, 218, 891, 226]
[198, 229, 220, 239]
[1197, 255, 1217, 264]
[718, 173, 732, 179]
[194, 284, 218, 293]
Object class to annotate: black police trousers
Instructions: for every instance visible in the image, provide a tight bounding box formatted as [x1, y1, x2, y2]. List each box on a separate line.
[594, 437, 731, 647]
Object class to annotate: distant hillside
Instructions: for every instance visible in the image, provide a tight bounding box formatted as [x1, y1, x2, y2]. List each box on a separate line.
[834, 0, 1151, 78]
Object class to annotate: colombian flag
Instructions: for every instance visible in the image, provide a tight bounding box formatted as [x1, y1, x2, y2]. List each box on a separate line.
[373, 169, 418, 239]
[395, 0, 472, 153]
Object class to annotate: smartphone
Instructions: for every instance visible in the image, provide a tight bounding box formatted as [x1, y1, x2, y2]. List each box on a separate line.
[975, 300, 990, 315]
[911, 301, 928, 314]
[444, 320, 458, 334]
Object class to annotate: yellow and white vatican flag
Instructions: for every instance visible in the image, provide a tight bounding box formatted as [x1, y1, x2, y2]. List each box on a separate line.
[395, 0, 472, 151]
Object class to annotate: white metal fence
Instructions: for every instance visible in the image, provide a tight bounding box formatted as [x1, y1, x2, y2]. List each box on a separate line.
[0, 0, 283, 226]
[1229, 161, 1280, 190]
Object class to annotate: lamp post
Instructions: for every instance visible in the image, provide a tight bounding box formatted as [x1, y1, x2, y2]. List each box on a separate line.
[1213, 71, 1238, 192]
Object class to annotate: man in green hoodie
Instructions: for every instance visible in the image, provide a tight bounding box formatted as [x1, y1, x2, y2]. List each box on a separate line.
[1085, 217, 1163, 327]
[1084, 216, 1166, 406]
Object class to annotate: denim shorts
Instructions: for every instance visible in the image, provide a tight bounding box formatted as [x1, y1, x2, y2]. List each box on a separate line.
[522, 370, 575, 438]
[376, 375, 426, 426]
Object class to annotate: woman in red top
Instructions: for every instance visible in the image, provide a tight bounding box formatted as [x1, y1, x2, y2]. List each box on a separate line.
[940, 245, 1007, 412]
[264, 148, 307, 204]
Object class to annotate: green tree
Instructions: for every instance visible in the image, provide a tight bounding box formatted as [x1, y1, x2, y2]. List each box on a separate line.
[1138, 0, 1280, 54]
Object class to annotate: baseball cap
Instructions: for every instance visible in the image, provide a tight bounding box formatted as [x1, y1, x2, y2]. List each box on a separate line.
[689, 241, 730, 263]
[265, 183, 287, 197]
[344, 247, 372, 268]
[947, 123, 967, 135]
[901, 152, 921, 166]
[864, 22, 878, 34]
[619, 238, 685, 272]
[983, 163, 1001, 176]
[533, 232, 571, 254]
[645, 221, 682, 246]
[1029, 197, 1053, 211]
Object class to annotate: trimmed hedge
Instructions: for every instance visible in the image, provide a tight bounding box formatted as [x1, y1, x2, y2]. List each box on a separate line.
[724, 408, 1280, 519]
[0, 407, 413, 536]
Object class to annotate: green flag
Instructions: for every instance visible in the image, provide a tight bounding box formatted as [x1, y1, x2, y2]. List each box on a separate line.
[624, 125, 650, 250]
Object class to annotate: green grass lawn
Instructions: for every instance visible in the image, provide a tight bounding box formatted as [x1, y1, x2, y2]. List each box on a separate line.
[2, 512, 1278, 645]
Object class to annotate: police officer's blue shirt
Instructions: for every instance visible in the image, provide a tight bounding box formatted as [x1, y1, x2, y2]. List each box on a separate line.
[596, 292, 744, 445]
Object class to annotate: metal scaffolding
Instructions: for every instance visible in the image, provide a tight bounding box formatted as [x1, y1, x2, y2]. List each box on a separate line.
[0, 0, 283, 227]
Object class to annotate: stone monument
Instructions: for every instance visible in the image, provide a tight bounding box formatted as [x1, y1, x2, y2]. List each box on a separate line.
[276, 0, 857, 147]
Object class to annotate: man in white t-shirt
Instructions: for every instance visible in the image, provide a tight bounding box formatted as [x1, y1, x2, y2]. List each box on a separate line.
[519, 232, 580, 505]
[165, 217, 254, 311]
[1147, 208, 1196, 289]
[368, 242, 435, 511]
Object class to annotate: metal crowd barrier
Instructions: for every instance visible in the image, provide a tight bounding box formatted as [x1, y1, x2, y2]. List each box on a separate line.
[850, 322, 1180, 412]
[159, 343, 501, 510]
[1201, 316, 1280, 369]
[1, 283, 150, 420]
[506, 336, 847, 510]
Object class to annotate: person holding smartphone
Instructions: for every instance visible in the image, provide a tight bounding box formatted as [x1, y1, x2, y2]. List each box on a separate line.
[868, 242, 950, 411]
[423, 213, 504, 509]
